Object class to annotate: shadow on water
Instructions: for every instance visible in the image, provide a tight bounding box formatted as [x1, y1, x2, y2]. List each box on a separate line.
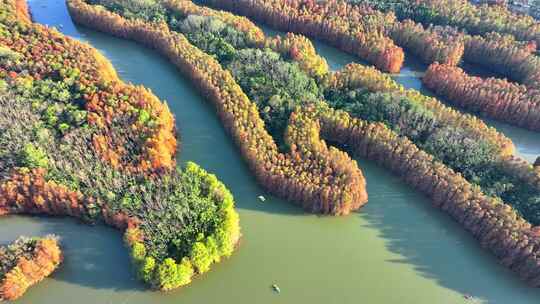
[0, 215, 146, 293]
[356, 160, 540, 304]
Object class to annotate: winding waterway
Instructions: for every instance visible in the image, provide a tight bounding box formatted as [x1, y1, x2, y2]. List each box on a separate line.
[2, 0, 540, 303]
[309, 34, 540, 163]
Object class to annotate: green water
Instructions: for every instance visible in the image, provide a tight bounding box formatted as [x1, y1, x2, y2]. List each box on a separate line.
[2, 1, 540, 303]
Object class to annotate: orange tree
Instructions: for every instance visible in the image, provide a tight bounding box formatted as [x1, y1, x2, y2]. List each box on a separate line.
[463, 33, 540, 90]
[0, 236, 62, 301]
[423, 63, 540, 132]
[390, 20, 465, 66]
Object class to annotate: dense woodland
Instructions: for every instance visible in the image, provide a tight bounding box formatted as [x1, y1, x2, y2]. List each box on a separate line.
[369, 0, 540, 45]
[65, 0, 540, 286]
[0, 0, 240, 293]
[74, 0, 370, 215]
[194, 0, 540, 218]
[1, 0, 540, 296]
[201, 0, 540, 131]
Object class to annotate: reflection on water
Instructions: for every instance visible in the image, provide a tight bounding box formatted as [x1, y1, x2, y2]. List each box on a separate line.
[2, 1, 538, 303]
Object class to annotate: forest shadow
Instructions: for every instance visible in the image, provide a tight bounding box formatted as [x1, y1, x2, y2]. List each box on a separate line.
[35, 216, 147, 292]
[355, 159, 540, 304]
[13, 2, 540, 301]
[0, 215, 147, 293]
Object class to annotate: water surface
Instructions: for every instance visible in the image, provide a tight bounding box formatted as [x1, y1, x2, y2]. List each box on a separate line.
[3, 1, 540, 303]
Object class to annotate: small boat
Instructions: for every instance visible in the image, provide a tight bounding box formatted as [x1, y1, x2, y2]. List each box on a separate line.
[258, 195, 266, 202]
[463, 293, 472, 300]
[271, 284, 280, 293]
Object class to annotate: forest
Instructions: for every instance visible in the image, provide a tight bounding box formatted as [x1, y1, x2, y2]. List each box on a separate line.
[64, 0, 540, 288]
[1, 0, 540, 300]
[201, 0, 540, 132]
[0, 0, 240, 295]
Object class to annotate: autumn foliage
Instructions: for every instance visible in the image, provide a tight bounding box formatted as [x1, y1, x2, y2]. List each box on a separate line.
[0, 0, 176, 173]
[64, 0, 540, 287]
[201, 0, 405, 73]
[395, 0, 540, 46]
[463, 33, 540, 90]
[0, 0, 241, 293]
[164, 0, 329, 79]
[264, 33, 329, 80]
[0, 236, 62, 301]
[14, 0, 31, 24]
[500, 156, 540, 191]
[162, 0, 265, 45]
[423, 63, 540, 131]
[390, 20, 465, 66]
[326, 63, 515, 155]
[68, 0, 368, 215]
[326, 113, 540, 286]
[0, 168, 131, 226]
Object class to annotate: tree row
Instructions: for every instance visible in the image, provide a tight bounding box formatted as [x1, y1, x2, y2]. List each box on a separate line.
[463, 33, 540, 90]
[423, 63, 540, 131]
[326, 63, 540, 226]
[320, 108, 540, 286]
[201, 0, 405, 72]
[391, 0, 540, 46]
[68, 0, 369, 215]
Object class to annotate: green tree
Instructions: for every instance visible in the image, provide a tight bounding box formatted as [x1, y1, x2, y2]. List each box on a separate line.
[190, 241, 212, 274]
[19, 143, 48, 169]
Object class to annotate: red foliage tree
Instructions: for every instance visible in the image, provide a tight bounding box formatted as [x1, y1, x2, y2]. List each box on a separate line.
[423, 63, 540, 131]
[202, 0, 405, 73]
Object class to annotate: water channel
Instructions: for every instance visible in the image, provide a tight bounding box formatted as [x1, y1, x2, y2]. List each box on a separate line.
[2, 1, 540, 303]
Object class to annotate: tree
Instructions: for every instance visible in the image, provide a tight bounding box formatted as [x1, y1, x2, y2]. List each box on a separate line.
[18, 144, 48, 169]
[531, 0, 540, 19]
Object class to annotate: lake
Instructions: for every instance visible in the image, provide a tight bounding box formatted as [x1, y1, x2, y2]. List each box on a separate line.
[3, 0, 540, 303]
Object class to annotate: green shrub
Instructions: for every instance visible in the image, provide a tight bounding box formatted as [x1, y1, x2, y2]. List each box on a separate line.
[138, 109, 151, 124]
[156, 258, 181, 291]
[190, 242, 212, 274]
[176, 257, 194, 286]
[131, 242, 146, 263]
[204, 236, 221, 263]
[58, 123, 70, 134]
[139, 256, 156, 284]
[19, 143, 48, 169]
